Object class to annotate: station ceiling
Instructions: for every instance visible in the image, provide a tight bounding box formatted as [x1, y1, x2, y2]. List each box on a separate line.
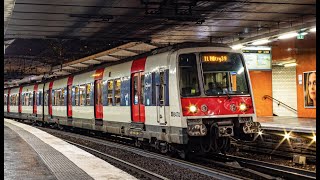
[4, 0, 316, 87]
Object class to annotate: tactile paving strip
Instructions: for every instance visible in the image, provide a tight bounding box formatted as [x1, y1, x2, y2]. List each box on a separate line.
[5, 122, 93, 180]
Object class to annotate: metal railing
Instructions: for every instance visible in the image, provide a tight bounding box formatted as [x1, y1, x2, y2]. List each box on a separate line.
[262, 95, 297, 113]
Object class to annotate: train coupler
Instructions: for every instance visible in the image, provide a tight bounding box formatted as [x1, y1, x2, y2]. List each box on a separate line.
[242, 121, 261, 134]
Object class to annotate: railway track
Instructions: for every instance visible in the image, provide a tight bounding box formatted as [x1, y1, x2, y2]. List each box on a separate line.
[39, 127, 244, 180]
[13, 120, 316, 180]
[226, 154, 316, 180]
[64, 140, 168, 180]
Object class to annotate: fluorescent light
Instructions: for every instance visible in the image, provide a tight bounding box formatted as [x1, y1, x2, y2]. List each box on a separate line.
[278, 32, 298, 39]
[310, 27, 316, 32]
[284, 63, 297, 67]
[231, 44, 244, 50]
[300, 32, 308, 36]
[252, 39, 270, 45]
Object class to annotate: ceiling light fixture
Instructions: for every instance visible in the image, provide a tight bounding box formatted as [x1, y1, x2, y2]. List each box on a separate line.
[251, 39, 270, 45]
[310, 27, 316, 32]
[231, 44, 244, 50]
[284, 63, 297, 67]
[278, 32, 299, 39]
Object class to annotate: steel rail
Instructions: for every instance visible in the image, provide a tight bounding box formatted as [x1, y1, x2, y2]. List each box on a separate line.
[38, 127, 244, 180]
[226, 155, 316, 180]
[64, 139, 168, 180]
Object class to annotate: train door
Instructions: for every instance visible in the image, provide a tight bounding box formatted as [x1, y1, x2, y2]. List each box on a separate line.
[94, 80, 103, 120]
[131, 72, 145, 123]
[33, 84, 38, 116]
[67, 85, 72, 118]
[157, 69, 167, 125]
[48, 82, 53, 118]
[67, 76, 73, 119]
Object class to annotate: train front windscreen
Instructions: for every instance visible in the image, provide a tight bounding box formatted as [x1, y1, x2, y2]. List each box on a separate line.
[179, 52, 249, 97]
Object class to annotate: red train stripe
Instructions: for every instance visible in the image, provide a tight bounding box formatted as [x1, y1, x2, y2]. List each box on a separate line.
[67, 77, 73, 117]
[67, 76, 74, 86]
[131, 57, 147, 73]
[94, 68, 104, 80]
[33, 84, 38, 114]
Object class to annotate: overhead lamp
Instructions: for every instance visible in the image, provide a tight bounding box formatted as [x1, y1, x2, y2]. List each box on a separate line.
[284, 63, 297, 67]
[231, 44, 244, 50]
[278, 32, 299, 39]
[251, 39, 270, 45]
[310, 27, 316, 32]
[300, 32, 308, 36]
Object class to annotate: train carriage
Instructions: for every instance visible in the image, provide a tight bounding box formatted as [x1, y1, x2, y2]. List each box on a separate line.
[4, 43, 261, 154]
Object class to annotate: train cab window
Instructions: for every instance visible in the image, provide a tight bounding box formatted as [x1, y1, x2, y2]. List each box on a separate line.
[79, 84, 86, 106]
[74, 86, 79, 106]
[86, 83, 91, 106]
[114, 79, 121, 106]
[107, 81, 113, 106]
[179, 53, 200, 97]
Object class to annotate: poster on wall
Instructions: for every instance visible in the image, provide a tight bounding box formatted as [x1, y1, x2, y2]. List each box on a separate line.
[242, 46, 271, 70]
[304, 71, 316, 108]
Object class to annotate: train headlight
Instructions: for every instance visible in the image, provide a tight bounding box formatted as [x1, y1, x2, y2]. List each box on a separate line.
[189, 105, 197, 113]
[239, 103, 247, 111]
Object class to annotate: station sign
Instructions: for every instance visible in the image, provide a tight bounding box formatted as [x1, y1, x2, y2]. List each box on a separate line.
[242, 46, 272, 70]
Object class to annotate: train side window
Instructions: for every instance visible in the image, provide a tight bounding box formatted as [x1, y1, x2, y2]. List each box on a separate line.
[107, 80, 113, 106]
[39, 91, 42, 106]
[25, 93, 30, 106]
[60, 88, 65, 106]
[79, 84, 86, 106]
[29, 92, 33, 106]
[75, 86, 79, 106]
[133, 76, 138, 105]
[141, 74, 145, 105]
[151, 72, 156, 105]
[114, 79, 121, 106]
[4, 95, 7, 105]
[86, 83, 91, 106]
[44, 91, 48, 106]
[52, 89, 59, 106]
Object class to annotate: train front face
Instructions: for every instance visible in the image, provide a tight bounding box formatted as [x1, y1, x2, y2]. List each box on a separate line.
[178, 48, 261, 153]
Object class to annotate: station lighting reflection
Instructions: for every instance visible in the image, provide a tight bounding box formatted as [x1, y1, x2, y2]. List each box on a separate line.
[310, 27, 316, 32]
[305, 132, 316, 149]
[273, 129, 294, 153]
[278, 32, 299, 39]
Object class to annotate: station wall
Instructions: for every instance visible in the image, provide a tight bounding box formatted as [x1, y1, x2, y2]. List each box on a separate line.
[271, 34, 316, 118]
[249, 71, 273, 116]
[249, 33, 316, 118]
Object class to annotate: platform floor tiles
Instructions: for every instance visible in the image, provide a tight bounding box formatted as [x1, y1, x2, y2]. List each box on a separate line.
[4, 118, 137, 180]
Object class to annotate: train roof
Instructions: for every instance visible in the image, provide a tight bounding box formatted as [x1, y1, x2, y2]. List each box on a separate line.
[5, 42, 231, 90]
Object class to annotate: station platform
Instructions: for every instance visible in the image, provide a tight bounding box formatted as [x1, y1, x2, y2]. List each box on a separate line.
[257, 116, 316, 134]
[4, 118, 137, 180]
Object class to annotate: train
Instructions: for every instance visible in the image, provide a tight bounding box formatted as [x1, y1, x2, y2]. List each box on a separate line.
[4, 43, 261, 157]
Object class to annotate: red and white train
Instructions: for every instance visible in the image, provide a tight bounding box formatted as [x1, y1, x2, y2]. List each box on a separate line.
[4, 43, 261, 155]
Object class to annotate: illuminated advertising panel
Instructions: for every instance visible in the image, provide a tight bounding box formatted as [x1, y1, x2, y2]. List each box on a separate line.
[242, 46, 271, 70]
